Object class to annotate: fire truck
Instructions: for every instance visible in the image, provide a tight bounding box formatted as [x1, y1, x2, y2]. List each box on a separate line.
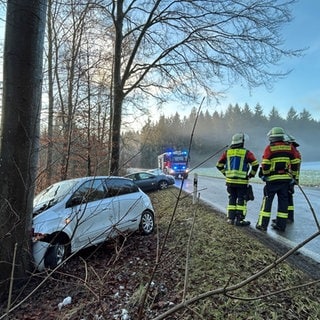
[157, 150, 189, 179]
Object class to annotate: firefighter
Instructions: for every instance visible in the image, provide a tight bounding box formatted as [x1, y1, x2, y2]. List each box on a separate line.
[256, 127, 301, 232]
[216, 133, 259, 226]
[283, 134, 301, 223]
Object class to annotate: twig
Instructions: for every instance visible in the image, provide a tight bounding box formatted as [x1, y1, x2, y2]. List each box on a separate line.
[225, 278, 320, 301]
[6, 243, 18, 315]
[295, 182, 320, 230]
[152, 230, 320, 320]
[183, 193, 199, 301]
[188, 145, 229, 173]
[137, 97, 205, 319]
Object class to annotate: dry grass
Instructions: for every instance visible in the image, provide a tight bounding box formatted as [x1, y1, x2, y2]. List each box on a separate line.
[1, 188, 320, 319]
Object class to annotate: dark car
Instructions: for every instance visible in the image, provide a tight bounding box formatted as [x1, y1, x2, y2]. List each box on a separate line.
[125, 171, 175, 192]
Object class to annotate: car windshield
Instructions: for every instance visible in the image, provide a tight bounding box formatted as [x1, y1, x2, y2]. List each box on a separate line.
[33, 180, 78, 213]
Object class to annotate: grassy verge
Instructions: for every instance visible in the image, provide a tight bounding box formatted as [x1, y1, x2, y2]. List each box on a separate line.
[147, 188, 320, 319]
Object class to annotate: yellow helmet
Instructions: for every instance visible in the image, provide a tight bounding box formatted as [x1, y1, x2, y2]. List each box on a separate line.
[267, 127, 285, 142]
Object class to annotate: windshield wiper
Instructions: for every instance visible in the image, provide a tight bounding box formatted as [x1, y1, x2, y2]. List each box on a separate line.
[34, 198, 56, 215]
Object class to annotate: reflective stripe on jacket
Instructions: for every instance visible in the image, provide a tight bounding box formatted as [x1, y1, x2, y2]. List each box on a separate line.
[216, 147, 259, 185]
[261, 142, 301, 182]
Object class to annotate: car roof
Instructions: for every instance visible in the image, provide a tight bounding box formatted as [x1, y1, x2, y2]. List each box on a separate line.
[67, 176, 128, 180]
[126, 171, 155, 175]
[53, 176, 133, 184]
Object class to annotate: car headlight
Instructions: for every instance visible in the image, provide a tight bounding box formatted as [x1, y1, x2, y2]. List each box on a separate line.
[32, 232, 47, 242]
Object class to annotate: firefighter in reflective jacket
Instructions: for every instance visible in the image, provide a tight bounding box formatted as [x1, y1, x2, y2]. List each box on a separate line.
[284, 134, 301, 223]
[216, 133, 259, 226]
[256, 127, 301, 232]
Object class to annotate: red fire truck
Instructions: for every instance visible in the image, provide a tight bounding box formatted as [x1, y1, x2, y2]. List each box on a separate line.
[157, 150, 189, 179]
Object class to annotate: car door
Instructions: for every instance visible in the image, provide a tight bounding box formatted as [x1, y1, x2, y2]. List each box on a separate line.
[136, 172, 157, 191]
[68, 178, 112, 250]
[105, 178, 142, 232]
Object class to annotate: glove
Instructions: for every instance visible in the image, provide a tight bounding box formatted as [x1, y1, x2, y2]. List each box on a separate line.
[261, 176, 266, 182]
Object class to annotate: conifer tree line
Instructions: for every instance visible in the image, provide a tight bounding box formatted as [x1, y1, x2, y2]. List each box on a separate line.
[123, 103, 319, 171]
[37, 101, 318, 185]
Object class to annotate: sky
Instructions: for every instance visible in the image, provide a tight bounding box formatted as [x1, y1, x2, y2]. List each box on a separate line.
[0, 1, 319, 122]
[225, 1, 320, 121]
[158, 1, 320, 122]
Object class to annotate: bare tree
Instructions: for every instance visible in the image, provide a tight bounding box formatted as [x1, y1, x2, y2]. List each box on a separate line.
[106, 0, 302, 175]
[40, 0, 114, 182]
[44, 0, 54, 185]
[0, 0, 47, 299]
[43, 0, 137, 178]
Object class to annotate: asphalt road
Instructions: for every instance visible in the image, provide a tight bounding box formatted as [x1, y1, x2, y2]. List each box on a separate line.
[175, 174, 320, 263]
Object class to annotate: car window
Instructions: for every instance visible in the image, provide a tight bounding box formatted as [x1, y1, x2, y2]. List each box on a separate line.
[106, 178, 138, 196]
[138, 172, 153, 180]
[128, 173, 137, 181]
[73, 179, 106, 203]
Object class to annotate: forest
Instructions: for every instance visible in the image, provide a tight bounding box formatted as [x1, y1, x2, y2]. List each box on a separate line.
[121, 102, 319, 171]
[38, 99, 320, 187]
[37, 100, 319, 191]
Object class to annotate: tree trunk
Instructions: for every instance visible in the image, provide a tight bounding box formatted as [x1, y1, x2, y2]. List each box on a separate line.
[46, 0, 54, 185]
[0, 0, 47, 300]
[110, 0, 124, 176]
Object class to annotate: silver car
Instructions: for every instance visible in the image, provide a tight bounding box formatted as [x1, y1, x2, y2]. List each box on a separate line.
[32, 176, 155, 270]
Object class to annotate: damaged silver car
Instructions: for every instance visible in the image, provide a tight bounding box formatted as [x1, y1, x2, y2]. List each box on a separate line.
[32, 176, 155, 270]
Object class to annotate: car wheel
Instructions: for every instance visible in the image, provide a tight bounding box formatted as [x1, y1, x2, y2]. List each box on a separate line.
[139, 210, 155, 235]
[158, 180, 168, 190]
[44, 242, 70, 269]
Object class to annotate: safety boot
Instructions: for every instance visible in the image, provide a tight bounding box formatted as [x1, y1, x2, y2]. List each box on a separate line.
[227, 219, 235, 225]
[271, 222, 285, 232]
[256, 224, 267, 231]
[235, 219, 251, 226]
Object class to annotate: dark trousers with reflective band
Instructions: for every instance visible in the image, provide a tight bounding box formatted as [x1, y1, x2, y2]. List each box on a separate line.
[258, 181, 289, 230]
[288, 186, 294, 221]
[226, 184, 247, 221]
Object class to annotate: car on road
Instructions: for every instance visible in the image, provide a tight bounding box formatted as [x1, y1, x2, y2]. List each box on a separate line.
[125, 171, 175, 192]
[32, 176, 155, 271]
[147, 168, 165, 175]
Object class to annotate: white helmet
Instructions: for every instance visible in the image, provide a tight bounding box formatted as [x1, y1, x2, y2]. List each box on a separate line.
[231, 133, 245, 146]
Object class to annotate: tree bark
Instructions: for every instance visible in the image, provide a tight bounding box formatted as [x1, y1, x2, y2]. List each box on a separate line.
[46, 0, 54, 185]
[110, 0, 124, 176]
[0, 0, 47, 300]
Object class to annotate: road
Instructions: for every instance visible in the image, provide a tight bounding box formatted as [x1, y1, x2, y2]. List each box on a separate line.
[175, 174, 320, 263]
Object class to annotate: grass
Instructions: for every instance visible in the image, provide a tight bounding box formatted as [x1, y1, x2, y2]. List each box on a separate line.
[147, 188, 320, 319]
[1, 188, 320, 319]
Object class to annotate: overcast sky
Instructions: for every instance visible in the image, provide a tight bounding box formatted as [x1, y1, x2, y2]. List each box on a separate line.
[158, 1, 320, 122]
[221, 1, 320, 121]
[145, 1, 320, 124]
